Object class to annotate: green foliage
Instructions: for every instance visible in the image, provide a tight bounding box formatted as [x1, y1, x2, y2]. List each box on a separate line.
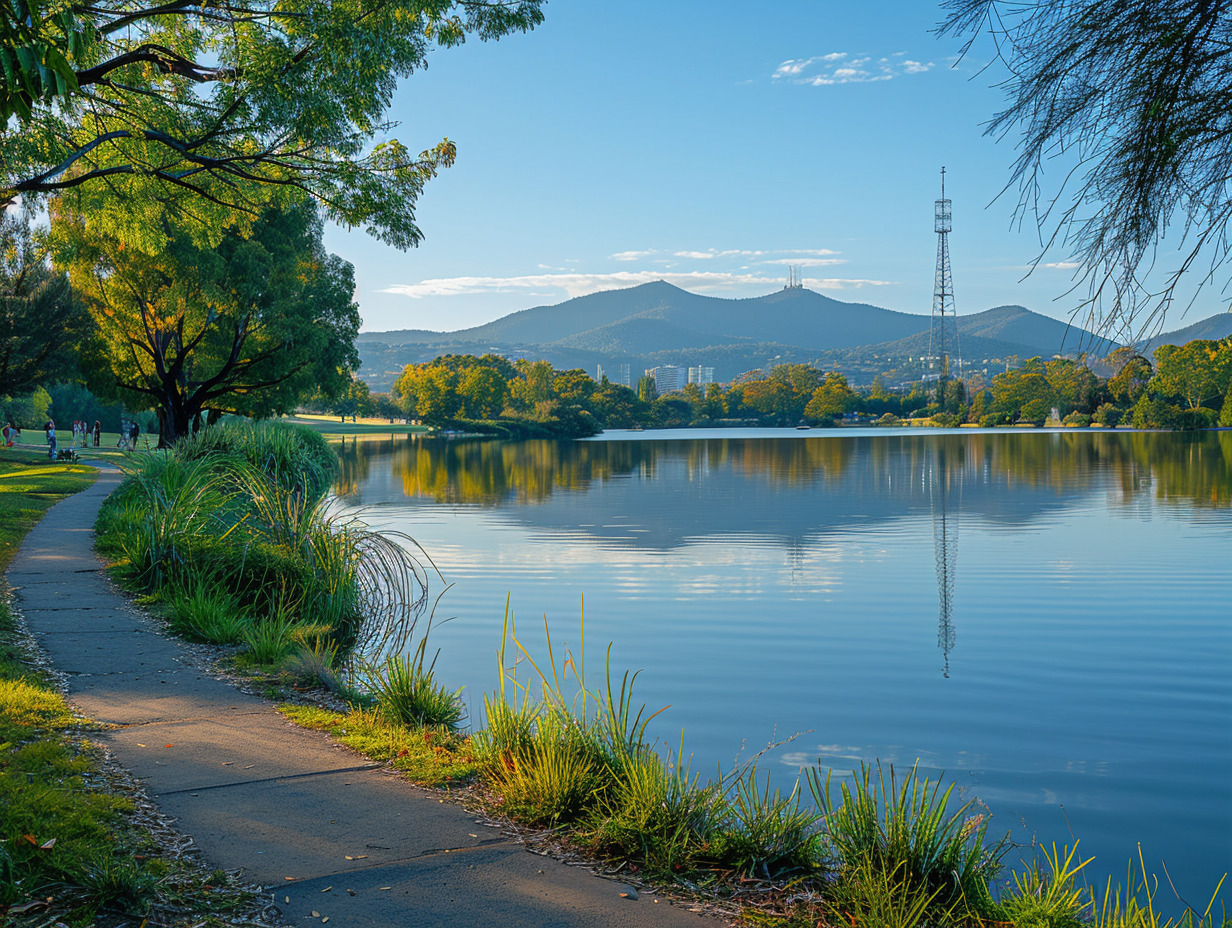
[804, 371, 858, 423]
[3, 1, 545, 250]
[718, 767, 823, 879]
[95, 420, 431, 664]
[0, 385, 50, 428]
[0, 207, 88, 396]
[994, 842, 1093, 928]
[1093, 403, 1124, 427]
[365, 638, 466, 732]
[823, 858, 948, 928]
[1152, 340, 1232, 411]
[809, 761, 1008, 913]
[58, 200, 361, 445]
[165, 582, 247, 644]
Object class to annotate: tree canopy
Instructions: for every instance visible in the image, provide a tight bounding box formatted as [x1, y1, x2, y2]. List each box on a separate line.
[940, 1, 1232, 335]
[0, 206, 88, 396]
[1, 0, 544, 249]
[57, 199, 360, 443]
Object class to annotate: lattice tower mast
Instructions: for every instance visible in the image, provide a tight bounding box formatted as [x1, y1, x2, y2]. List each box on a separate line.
[927, 167, 961, 398]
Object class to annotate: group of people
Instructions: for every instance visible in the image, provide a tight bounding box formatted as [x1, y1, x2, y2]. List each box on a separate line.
[4, 417, 143, 459]
[70, 419, 103, 448]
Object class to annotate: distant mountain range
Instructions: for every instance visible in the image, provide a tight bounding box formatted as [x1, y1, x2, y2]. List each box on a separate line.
[356, 281, 1228, 390]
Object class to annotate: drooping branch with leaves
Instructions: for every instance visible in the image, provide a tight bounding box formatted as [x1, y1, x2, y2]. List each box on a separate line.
[940, 0, 1232, 338]
[1, 0, 544, 249]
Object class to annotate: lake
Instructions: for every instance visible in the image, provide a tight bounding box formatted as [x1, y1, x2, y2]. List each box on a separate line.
[332, 427, 1232, 902]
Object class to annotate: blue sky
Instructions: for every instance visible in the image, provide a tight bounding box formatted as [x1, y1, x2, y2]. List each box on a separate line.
[324, 1, 1219, 335]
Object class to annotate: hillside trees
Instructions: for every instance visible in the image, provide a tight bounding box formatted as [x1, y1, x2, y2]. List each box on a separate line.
[1, 1, 544, 249]
[940, 1, 1232, 333]
[58, 199, 360, 444]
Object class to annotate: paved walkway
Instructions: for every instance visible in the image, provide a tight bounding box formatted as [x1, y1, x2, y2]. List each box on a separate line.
[8, 469, 718, 928]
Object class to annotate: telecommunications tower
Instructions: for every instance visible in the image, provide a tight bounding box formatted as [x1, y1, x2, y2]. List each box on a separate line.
[927, 168, 961, 397]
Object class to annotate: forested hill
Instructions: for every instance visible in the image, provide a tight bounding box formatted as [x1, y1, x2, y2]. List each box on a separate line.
[1138, 312, 1232, 354]
[355, 281, 1126, 389]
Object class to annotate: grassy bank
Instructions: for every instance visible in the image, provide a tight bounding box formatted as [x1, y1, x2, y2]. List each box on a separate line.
[0, 450, 273, 925]
[93, 423, 1229, 928]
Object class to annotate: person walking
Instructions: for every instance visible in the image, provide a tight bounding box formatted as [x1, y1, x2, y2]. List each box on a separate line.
[46, 419, 57, 460]
[93, 420, 101, 447]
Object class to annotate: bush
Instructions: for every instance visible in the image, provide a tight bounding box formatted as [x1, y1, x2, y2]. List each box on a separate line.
[1061, 411, 1092, 426]
[1092, 403, 1124, 427]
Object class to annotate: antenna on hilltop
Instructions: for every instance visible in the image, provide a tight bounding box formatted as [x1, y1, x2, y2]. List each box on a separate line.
[784, 265, 804, 290]
[926, 166, 962, 398]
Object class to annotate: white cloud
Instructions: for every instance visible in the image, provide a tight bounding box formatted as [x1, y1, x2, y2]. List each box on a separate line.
[608, 249, 656, 262]
[762, 257, 847, 267]
[1044, 261, 1082, 270]
[381, 270, 893, 300]
[773, 52, 934, 86]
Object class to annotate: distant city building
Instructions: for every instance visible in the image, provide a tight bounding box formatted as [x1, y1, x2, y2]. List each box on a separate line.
[688, 366, 715, 385]
[646, 365, 684, 393]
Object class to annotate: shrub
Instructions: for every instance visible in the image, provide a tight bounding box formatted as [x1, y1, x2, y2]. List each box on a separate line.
[1062, 411, 1092, 426]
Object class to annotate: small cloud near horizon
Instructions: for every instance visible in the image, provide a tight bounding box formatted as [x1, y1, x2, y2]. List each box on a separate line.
[381, 269, 893, 300]
[773, 52, 934, 86]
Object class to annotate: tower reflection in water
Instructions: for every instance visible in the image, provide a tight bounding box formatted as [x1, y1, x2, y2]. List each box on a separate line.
[929, 443, 959, 678]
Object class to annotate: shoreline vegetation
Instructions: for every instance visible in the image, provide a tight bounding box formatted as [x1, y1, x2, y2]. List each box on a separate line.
[79, 421, 1227, 927]
[0, 449, 277, 926]
[288, 338, 1232, 441]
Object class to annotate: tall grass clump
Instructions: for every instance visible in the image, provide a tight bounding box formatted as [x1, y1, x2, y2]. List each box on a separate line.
[95, 420, 433, 671]
[474, 600, 828, 880]
[364, 636, 466, 731]
[809, 760, 1008, 915]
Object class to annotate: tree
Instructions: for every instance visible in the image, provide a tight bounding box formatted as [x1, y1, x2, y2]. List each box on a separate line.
[394, 362, 460, 426]
[1152, 339, 1232, 410]
[59, 199, 360, 444]
[552, 369, 596, 404]
[636, 375, 658, 404]
[2, 1, 544, 250]
[458, 366, 509, 419]
[990, 357, 1057, 424]
[804, 372, 857, 423]
[1106, 347, 1154, 405]
[941, 1, 1232, 333]
[1, 207, 88, 395]
[1045, 358, 1100, 415]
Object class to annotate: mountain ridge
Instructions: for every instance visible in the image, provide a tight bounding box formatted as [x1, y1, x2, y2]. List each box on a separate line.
[354, 281, 1225, 390]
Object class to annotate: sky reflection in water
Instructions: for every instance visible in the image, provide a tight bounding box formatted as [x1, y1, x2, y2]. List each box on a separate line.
[334, 428, 1232, 902]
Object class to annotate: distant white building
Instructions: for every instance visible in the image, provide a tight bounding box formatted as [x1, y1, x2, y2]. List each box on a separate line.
[688, 366, 715, 386]
[599, 363, 631, 387]
[646, 365, 684, 394]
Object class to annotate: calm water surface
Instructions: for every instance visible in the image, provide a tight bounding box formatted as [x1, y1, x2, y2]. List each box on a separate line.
[333, 428, 1232, 900]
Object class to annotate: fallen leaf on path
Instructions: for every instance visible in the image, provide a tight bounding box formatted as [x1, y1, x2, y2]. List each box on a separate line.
[378, 887, 392, 891]
[311, 911, 320, 918]
[321, 886, 331, 893]
[136, 743, 146, 748]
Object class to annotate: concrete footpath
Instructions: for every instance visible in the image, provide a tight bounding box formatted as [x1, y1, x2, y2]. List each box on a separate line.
[8, 468, 719, 927]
